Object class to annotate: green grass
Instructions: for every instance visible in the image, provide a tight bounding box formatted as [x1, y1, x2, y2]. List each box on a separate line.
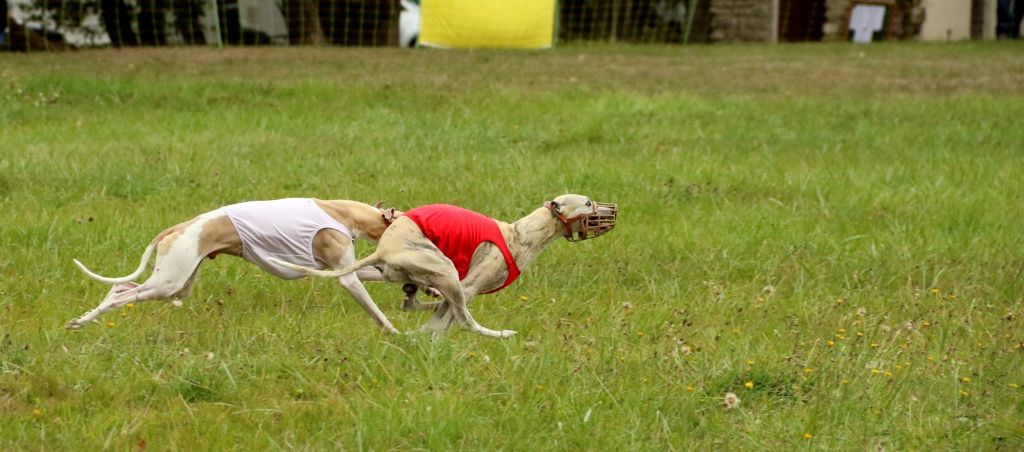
[2, 42, 1023, 449]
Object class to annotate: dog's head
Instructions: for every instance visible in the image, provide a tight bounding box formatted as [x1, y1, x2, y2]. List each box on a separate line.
[374, 201, 403, 225]
[545, 194, 617, 242]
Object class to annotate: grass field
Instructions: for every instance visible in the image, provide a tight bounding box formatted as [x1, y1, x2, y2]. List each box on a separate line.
[2, 43, 1023, 450]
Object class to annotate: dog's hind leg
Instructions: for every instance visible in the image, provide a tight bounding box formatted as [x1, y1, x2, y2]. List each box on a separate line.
[420, 301, 455, 333]
[66, 261, 200, 329]
[66, 258, 203, 329]
[67, 283, 162, 328]
[352, 265, 437, 312]
[67, 218, 211, 329]
[415, 272, 514, 339]
[401, 284, 442, 312]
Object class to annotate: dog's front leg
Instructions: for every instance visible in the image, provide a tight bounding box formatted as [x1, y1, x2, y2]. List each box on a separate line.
[337, 273, 399, 334]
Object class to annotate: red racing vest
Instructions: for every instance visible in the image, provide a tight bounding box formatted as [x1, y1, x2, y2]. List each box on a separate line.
[404, 204, 521, 294]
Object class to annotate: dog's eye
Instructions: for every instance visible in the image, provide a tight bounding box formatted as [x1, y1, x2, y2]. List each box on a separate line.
[585, 201, 592, 207]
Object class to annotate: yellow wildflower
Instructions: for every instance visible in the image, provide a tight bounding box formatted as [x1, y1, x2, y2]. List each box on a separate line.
[961, 377, 972, 384]
[803, 433, 813, 440]
[105, 322, 115, 328]
[744, 381, 754, 389]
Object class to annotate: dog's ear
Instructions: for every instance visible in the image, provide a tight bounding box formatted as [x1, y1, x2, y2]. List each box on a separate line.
[547, 200, 562, 213]
[382, 208, 398, 222]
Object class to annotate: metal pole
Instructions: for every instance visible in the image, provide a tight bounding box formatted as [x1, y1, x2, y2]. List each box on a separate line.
[610, 0, 618, 42]
[210, 0, 223, 47]
[770, 0, 779, 44]
[684, 0, 698, 44]
[553, 0, 561, 46]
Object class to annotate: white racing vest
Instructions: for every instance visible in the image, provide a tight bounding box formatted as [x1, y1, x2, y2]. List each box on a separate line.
[222, 198, 352, 279]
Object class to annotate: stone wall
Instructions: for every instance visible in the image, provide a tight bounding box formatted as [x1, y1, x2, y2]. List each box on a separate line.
[706, 0, 932, 43]
[709, 0, 776, 42]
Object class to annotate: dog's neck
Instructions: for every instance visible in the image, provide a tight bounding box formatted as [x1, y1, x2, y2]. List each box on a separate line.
[316, 200, 388, 242]
[500, 207, 565, 270]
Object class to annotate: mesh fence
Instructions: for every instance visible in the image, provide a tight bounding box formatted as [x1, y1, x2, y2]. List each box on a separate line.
[0, 0, 710, 51]
[559, 0, 710, 44]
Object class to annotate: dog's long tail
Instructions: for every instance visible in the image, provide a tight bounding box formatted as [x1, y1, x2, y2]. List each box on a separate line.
[73, 244, 156, 284]
[268, 252, 381, 279]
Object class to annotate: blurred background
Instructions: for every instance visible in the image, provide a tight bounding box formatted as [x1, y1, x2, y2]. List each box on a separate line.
[1, 0, 1021, 51]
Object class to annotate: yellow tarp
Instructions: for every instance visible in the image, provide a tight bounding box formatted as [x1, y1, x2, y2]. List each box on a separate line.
[420, 0, 555, 49]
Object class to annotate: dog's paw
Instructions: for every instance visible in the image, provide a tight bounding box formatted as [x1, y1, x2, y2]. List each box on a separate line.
[65, 319, 83, 330]
[499, 330, 517, 338]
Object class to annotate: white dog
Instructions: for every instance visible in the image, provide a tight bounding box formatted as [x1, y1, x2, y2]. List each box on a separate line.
[271, 194, 617, 338]
[68, 198, 420, 333]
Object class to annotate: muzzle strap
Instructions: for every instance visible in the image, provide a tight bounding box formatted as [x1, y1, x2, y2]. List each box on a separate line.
[548, 201, 618, 242]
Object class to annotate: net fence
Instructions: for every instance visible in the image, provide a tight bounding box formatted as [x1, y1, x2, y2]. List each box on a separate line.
[0, 0, 712, 51]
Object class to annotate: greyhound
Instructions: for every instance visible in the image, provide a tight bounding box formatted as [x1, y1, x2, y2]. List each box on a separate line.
[67, 198, 428, 333]
[270, 194, 617, 339]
